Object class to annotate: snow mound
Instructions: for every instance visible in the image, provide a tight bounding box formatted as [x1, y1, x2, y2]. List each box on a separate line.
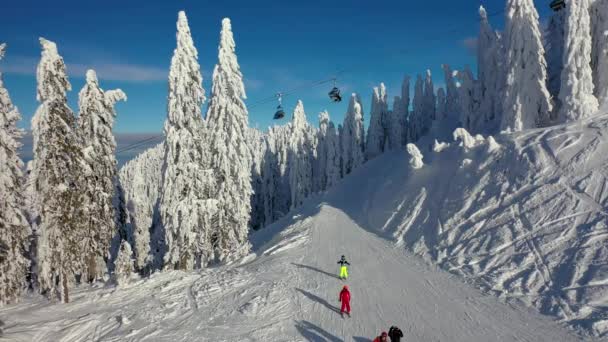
[406, 143, 424, 169]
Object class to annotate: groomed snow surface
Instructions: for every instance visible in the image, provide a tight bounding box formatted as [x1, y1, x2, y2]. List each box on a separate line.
[2, 114, 608, 341]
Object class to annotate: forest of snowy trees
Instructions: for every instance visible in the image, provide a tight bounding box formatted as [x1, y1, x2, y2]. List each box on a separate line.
[2, 0, 608, 304]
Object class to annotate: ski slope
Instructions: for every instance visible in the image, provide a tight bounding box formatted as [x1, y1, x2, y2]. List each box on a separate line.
[3, 113, 608, 340]
[0, 198, 583, 340]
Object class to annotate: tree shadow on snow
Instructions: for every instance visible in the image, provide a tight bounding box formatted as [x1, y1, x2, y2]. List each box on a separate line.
[352, 337, 372, 342]
[295, 320, 343, 342]
[292, 263, 340, 279]
[296, 288, 341, 314]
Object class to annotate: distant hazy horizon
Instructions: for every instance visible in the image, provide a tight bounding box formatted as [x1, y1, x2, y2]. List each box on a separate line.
[20, 132, 163, 168]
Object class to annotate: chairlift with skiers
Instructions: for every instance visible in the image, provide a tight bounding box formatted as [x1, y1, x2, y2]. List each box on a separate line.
[550, 0, 565, 11]
[273, 93, 286, 120]
[328, 78, 342, 102]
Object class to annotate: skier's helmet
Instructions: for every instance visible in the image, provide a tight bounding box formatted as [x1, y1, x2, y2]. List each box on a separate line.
[341, 255, 345, 258]
[381, 332, 388, 337]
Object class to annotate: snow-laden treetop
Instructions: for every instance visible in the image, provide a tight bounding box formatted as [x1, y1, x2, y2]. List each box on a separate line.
[292, 100, 307, 128]
[0, 43, 5, 60]
[216, 17, 246, 101]
[36, 37, 71, 102]
[479, 5, 488, 21]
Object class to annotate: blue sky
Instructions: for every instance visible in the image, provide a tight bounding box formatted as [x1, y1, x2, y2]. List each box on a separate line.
[0, 0, 555, 133]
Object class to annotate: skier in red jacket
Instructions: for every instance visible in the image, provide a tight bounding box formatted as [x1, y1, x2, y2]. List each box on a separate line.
[372, 331, 389, 342]
[339, 285, 351, 316]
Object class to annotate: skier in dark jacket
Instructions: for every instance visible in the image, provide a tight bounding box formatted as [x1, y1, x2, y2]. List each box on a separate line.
[337, 255, 350, 279]
[388, 326, 403, 342]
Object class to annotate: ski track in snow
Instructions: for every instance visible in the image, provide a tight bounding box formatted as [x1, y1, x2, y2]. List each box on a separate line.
[4, 115, 608, 340]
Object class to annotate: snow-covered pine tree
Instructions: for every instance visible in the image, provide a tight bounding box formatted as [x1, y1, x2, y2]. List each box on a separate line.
[442, 64, 460, 118]
[249, 128, 266, 230]
[411, 75, 424, 142]
[388, 96, 404, 150]
[591, 0, 608, 106]
[316, 111, 330, 192]
[77, 70, 126, 282]
[32, 38, 87, 303]
[160, 11, 216, 270]
[341, 93, 365, 175]
[0, 43, 30, 306]
[119, 143, 165, 272]
[546, 8, 566, 106]
[558, 0, 599, 122]
[205, 18, 253, 263]
[478, 5, 502, 129]
[288, 101, 314, 210]
[366, 83, 389, 160]
[458, 66, 481, 132]
[113, 240, 134, 285]
[423, 70, 436, 132]
[325, 119, 341, 188]
[501, 0, 552, 131]
[400, 76, 411, 146]
[436, 87, 447, 120]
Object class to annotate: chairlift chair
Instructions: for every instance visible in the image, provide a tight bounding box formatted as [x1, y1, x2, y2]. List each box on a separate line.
[550, 0, 565, 11]
[328, 79, 342, 102]
[273, 93, 286, 120]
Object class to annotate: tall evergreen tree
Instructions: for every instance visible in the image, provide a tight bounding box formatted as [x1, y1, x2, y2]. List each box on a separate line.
[423, 70, 436, 132]
[32, 38, 87, 303]
[0, 43, 30, 305]
[77, 70, 126, 281]
[558, 0, 599, 121]
[160, 11, 215, 270]
[591, 0, 608, 106]
[546, 9, 566, 106]
[325, 119, 341, 188]
[478, 5, 503, 128]
[388, 96, 404, 150]
[205, 18, 253, 263]
[316, 111, 330, 192]
[501, 0, 552, 131]
[411, 75, 424, 142]
[436, 87, 447, 120]
[341, 94, 365, 175]
[400, 76, 411, 145]
[366, 83, 388, 160]
[458, 66, 481, 131]
[442, 64, 460, 118]
[288, 101, 315, 210]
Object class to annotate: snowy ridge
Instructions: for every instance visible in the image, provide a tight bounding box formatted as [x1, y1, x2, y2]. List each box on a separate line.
[348, 114, 608, 337]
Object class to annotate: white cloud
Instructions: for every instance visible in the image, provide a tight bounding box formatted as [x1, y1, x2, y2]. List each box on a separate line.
[1, 55, 167, 82]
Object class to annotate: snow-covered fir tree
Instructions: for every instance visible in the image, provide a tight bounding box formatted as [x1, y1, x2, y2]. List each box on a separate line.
[288, 101, 315, 210]
[325, 119, 341, 188]
[315, 111, 330, 192]
[558, 0, 598, 122]
[423, 70, 436, 131]
[113, 240, 134, 285]
[478, 5, 503, 128]
[341, 93, 365, 175]
[0, 43, 30, 306]
[442, 64, 460, 118]
[388, 96, 404, 150]
[411, 75, 424, 142]
[546, 8, 565, 104]
[436, 87, 447, 120]
[249, 128, 266, 230]
[591, 0, 608, 106]
[32, 38, 87, 303]
[160, 11, 216, 270]
[366, 83, 388, 160]
[458, 66, 481, 131]
[400, 76, 411, 145]
[119, 143, 165, 272]
[205, 18, 253, 263]
[501, 0, 552, 131]
[77, 70, 126, 282]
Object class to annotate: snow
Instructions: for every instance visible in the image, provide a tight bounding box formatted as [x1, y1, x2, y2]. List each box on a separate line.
[406, 143, 423, 169]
